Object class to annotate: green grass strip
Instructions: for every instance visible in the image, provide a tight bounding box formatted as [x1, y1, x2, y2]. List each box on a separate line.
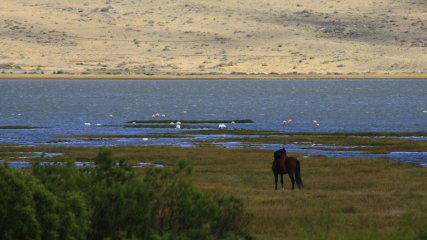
[125, 119, 255, 124]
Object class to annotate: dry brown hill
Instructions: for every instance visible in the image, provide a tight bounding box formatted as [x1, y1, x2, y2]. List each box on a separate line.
[1, 0, 426, 75]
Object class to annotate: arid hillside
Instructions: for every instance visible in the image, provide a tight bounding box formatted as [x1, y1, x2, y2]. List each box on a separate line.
[1, 0, 426, 75]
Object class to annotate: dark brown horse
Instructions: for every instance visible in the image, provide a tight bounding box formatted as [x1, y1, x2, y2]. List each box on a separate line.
[272, 147, 303, 190]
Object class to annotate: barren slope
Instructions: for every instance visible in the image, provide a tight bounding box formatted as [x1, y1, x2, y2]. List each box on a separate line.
[0, 0, 426, 74]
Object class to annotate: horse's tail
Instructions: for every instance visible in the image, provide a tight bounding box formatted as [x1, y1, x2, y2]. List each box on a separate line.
[295, 160, 304, 188]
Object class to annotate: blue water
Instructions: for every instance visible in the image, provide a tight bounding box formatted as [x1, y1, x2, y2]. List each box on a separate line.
[216, 142, 427, 167]
[0, 79, 426, 166]
[0, 79, 426, 133]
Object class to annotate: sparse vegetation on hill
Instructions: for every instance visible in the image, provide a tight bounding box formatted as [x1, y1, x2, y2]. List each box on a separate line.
[0, 0, 426, 75]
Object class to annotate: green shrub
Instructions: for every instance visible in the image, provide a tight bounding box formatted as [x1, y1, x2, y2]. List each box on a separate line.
[0, 164, 89, 240]
[1, 148, 251, 239]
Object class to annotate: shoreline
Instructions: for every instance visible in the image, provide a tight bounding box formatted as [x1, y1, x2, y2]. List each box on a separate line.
[0, 73, 427, 80]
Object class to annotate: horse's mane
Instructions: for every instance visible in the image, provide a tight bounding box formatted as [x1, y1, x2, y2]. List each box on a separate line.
[274, 148, 286, 160]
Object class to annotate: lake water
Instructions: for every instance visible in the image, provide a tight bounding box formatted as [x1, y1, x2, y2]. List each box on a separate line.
[1, 79, 426, 166]
[1, 79, 426, 132]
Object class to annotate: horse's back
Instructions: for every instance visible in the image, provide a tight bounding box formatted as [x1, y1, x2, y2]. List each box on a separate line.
[282, 156, 297, 171]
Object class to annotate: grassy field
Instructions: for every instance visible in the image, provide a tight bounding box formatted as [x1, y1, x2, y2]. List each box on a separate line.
[1, 134, 427, 239]
[217, 133, 427, 154]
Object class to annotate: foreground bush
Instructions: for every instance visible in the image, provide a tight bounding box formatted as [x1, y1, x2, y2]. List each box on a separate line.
[0, 149, 251, 240]
[0, 164, 89, 240]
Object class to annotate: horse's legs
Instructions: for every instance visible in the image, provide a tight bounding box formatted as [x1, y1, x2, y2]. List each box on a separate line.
[289, 173, 295, 190]
[280, 174, 284, 190]
[274, 173, 278, 190]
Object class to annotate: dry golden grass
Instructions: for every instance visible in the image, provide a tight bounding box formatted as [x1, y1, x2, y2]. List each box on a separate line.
[1, 0, 426, 75]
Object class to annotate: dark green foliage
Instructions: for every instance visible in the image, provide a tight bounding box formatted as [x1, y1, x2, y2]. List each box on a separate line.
[0, 149, 251, 240]
[126, 119, 255, 124]
[142, 159, 252, 239]
[0, 165, 41, 240]
[0, 125, 45, 129]
[0, 164, 89, 240]
[32, 163, 90, 240]
[123, 124, 213, 129]
[213, 195, 251, 238]
[86, 149, 151, 239]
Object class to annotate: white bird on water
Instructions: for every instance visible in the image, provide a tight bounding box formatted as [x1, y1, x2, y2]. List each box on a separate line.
[283, 119, 293, 125]
[313, 120, 320, 127]
[84, 123, 91, 126]
[218, 123, 227, 129]
[151, 113, 166, 118]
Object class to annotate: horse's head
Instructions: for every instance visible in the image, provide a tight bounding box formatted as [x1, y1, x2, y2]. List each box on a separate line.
[281, 146, 287, 155]
[274, 147, 287, 159]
